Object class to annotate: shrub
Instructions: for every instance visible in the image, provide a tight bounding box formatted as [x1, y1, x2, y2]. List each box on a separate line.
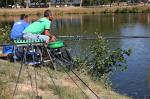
[101, 9, 109, 13]
[142, 8, 150, 13]
[115, 8, 129, 13]
[75, 33, 132, 85]
[129, 7, 139, 13]
[0, 25, 11, 43]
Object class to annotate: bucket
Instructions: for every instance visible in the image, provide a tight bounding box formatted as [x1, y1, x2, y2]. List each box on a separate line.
[2, 45, 14, 54]
[48, 40, 64, 49]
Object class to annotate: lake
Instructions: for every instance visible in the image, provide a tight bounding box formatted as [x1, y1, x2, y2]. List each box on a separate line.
[0, 13, 150, 98]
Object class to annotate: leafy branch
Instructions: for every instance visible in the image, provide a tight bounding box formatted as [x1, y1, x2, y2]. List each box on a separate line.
[75, 33, 132, 85]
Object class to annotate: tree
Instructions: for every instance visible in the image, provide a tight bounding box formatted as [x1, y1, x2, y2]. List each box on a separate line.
[25, 0, 29, 8]
[80, 0, 83, 7]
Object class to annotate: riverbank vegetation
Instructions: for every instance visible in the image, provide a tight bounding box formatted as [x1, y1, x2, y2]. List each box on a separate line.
[0, 25, 11, 43]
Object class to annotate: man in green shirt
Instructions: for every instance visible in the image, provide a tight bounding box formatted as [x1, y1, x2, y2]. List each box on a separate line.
[23, 10, 56, 43]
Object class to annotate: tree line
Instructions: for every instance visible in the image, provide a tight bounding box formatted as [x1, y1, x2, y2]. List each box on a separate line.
[0, 0, 148, 8]
[0, 0, 50, 8]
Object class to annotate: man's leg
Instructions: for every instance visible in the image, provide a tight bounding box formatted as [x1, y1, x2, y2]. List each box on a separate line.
[23, 33, 39, 40]
[23, 33, 50, 43]
[37, 35, 50, 43]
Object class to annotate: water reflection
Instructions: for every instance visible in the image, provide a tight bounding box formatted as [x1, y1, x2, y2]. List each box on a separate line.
[111, 38, 150, 98]
[52, 13, 150, 37]
[108, 14, 150, 98]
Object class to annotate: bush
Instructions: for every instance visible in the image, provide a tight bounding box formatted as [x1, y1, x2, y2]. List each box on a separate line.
[114, 8, 129, 13]
[142, 9, 150, 13]
[75, 33, 132, 85]
[129, 7, 139, 13]
[101, 9, 109, 13]
[0, 25, 11, 43]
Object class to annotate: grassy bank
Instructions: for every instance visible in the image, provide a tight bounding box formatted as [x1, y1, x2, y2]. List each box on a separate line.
[0, 5, 150, 16]
[0, 59, 131, 99]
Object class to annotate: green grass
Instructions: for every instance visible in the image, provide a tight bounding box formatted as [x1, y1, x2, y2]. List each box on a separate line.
[0, 59, 131, 99]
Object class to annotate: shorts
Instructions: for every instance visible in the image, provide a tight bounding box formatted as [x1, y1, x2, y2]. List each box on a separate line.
[23, 32, 50, 42]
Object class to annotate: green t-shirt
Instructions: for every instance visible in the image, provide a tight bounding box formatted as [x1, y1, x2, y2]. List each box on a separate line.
[23, 17, 51, 34]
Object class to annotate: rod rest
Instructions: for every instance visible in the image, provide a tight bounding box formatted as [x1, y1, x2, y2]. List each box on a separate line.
[13, 39, 64, 49]
[13, 39, 44, 44]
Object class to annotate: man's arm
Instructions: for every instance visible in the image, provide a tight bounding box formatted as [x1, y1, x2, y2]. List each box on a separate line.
[44, 30, 56, 42]
[44, 30, 52, 37]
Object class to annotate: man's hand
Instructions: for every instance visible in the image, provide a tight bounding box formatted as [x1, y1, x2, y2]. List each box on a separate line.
[44, 30, 56, 42]
[50, 35, 56, 42]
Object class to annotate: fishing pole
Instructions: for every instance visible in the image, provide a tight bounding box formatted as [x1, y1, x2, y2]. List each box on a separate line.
[44, 45, 62, 98]
[57, 35, 150, 40]
[0, 35, 150, 48]
[50, 48, 101, 99]
[71, 70, 100, 99]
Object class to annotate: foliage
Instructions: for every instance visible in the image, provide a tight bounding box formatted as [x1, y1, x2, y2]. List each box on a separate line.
[114, 7, 140, 13]
[114, 8, 129, 13]
[0, 25, 11, 44]
[75, 33, 132, 85]
[0, 0, 144, 7]
[0, 0, 49, 8]
[142, 8, 150, 13]
[132, 7, 139, 13]
[101, 9, 109, 13]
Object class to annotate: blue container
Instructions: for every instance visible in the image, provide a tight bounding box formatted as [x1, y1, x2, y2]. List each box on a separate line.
[2, 45, 14, 54]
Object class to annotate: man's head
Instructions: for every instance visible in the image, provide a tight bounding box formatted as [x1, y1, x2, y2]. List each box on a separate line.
[20, 14, 26, 20]
[44, 10, 53, 21]
[20, 14, 29, 22]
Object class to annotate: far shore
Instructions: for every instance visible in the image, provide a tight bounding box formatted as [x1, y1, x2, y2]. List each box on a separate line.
[0, 5, 150, 16]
